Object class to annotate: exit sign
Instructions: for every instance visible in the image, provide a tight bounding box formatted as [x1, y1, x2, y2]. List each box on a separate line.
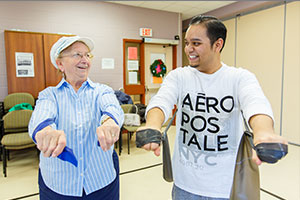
[140, 28, 152, 37]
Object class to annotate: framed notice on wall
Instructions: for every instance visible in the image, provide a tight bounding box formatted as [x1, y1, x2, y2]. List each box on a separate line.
[15, 52, 35, 77]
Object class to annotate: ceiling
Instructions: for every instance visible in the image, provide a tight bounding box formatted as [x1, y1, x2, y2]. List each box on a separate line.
[108, 1, 236, 20]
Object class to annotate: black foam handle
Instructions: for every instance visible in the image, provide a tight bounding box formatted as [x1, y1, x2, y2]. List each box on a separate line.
[162, 133, 173, 182]
[136, 129, 162, 148]
[254, 143, 288, 164]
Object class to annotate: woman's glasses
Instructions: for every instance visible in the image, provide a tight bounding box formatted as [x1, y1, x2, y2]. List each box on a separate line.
[60, 52, 94, 60]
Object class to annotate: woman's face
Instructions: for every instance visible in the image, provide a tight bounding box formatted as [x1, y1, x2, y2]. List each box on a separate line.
[57, 42, 92, 85]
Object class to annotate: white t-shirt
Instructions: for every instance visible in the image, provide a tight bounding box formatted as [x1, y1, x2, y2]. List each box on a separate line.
[146, 63, 274, 198]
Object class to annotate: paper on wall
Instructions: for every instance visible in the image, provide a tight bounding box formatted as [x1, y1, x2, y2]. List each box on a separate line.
[15, 52, 35, 77]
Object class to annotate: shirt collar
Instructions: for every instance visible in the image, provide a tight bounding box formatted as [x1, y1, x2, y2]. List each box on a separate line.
[55, 78, 67, 89]
[86, 78, 96, 88]
[55, 78, 96, 89]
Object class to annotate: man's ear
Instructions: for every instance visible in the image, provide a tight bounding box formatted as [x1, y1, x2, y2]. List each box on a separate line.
[214, 38, 224, 53]
[56, 59, 64, 72]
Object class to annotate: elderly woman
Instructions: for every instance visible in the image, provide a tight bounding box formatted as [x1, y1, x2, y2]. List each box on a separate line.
[29, 36, 123, 199]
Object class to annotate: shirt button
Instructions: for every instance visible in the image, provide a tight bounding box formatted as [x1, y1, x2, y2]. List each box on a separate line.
[80, 173, 83, 176]
[80, 157, 83, 160]
[80, 141, 82, 144]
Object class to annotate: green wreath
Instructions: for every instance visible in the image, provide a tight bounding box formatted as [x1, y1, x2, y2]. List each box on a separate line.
[150, 59, 167, 77]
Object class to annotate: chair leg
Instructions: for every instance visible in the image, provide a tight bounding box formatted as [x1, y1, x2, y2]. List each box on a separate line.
[36, 148, 40, 158]
[130, 132, 133, 140]
[115, 140, 118, 149]
[2, 146, 7, 177]
[119, 129, 122, 156]
[127, 132, 130, 154]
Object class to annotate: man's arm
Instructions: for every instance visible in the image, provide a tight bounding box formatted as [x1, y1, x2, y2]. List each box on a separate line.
[249, 114, 288, 165]
[145, 107, 165, 130]
[136, 70, 179, 156]
[137, 107, 165, 156]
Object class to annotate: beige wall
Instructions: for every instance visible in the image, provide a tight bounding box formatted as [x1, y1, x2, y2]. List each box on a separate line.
[221, 18, 235, 66]
[222, 2, 299, 145]
[282, 1, 300, 143]
[236, 5, 284, 135]
[221, 3, 299, 199]
[0, 1, 181, 101]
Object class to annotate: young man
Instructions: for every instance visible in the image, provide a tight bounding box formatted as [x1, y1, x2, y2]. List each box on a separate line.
[137, 15, 287, 200]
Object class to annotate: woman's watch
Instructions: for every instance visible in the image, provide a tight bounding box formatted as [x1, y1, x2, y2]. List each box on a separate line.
[101, 115, 111, 125]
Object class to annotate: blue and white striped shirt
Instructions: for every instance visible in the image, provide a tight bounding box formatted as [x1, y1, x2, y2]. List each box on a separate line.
[29, 78, 124, 196]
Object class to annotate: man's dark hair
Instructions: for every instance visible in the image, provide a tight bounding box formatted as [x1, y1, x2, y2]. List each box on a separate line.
[189, 15, 227, 52]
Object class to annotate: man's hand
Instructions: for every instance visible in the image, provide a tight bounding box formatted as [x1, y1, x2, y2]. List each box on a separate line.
[96, 118, 120, 151]
[249, 114, 288, 165]
[35, 126, 66, 157]
[252, 131, 288, 165]
[135, 107, 165, 156]
[136, 126, 161, 156]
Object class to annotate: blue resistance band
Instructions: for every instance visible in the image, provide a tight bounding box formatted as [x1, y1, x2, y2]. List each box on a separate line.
[32, 119, 78, 167]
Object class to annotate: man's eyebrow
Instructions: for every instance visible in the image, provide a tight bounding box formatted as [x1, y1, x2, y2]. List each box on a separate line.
[190, 38, 202, 42]
[184, 38, 202, 42]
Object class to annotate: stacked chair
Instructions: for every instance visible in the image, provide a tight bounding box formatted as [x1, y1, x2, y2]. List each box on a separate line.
[0, 92, 36, 177]
[119, 104, 144, 155]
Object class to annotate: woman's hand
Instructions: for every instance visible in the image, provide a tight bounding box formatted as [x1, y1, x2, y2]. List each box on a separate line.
[35, 126, 66, 157]
[96, 118, 120, 151]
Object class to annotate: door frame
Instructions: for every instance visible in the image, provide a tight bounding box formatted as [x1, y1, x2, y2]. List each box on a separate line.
[123, 38, 177, 104]
[123, 39, 145, 103]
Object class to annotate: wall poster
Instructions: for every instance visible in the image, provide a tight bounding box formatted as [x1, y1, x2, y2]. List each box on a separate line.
[15, 52, 35, 77]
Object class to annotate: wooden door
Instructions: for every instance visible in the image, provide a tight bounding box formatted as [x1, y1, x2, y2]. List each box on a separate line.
[4, 31, 45, 98]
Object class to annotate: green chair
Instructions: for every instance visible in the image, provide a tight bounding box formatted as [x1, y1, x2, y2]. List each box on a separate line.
[0, 101, 4, 119]
[0, 92, 36, 177]
[3, 92, 35, 114]
[1, 110, 35, 177]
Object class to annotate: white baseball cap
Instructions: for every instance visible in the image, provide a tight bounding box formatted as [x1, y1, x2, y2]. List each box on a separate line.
[50, 36, 94, 69]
